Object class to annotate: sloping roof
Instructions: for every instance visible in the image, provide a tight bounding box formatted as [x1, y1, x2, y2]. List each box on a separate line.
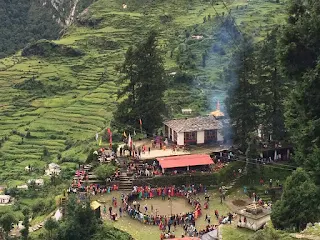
[157, 154, 213, 169]
[49, 163, 60, 169]
[90, 201, 101, 210]
[164, 116, 222, 133]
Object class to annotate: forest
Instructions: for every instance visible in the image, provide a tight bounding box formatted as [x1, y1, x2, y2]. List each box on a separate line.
[226, 0, 320, 231]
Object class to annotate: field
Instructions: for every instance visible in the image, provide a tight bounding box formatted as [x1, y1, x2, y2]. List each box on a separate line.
[0, 0, 287, 187]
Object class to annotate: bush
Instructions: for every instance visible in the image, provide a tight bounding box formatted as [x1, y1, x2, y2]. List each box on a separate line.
[94, 164, 117, 180]
[21, 40, 84, 57]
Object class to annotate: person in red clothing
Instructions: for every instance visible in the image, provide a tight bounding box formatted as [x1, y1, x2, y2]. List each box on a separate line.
[260, 178, 264, 185]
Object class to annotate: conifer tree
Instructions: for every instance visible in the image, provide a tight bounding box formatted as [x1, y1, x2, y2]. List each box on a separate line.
[113, 30, 167, 135]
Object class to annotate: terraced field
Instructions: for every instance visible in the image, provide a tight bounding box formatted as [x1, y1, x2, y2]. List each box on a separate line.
[0, 0, 287, 185]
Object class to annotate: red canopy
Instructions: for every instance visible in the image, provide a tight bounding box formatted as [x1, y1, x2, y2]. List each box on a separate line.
[157, 154, 213, 169]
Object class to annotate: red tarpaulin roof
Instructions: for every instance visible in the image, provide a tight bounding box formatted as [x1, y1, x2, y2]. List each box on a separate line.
[157, 154, 213, 169]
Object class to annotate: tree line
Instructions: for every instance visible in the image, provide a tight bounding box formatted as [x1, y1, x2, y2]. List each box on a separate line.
[226, 0, 320, 231]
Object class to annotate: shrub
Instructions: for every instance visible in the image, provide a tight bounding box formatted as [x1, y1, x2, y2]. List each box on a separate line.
[21, 40, 84, 57]
[94, 164, 117, 180]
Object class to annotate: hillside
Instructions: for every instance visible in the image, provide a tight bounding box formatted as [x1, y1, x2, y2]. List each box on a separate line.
[0, 0, 93, 58]
[0, 0, 287, 186]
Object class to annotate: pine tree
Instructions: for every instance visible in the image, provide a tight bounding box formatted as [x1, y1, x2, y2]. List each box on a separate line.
[225, 38, 259, 150]
[271, 168, 320, 231]
[255, 28, 286, 141]
[279, 0, 320, 180]
[113, 30, 167, 135]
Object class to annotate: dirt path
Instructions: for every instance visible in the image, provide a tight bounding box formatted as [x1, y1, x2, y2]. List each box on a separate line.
[292, 233, 320, 240]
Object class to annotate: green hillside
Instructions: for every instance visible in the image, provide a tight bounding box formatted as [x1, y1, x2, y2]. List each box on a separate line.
[0, 0, 286, 185]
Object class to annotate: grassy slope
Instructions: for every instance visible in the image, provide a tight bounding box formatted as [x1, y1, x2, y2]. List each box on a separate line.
[0, 0, 286, 186]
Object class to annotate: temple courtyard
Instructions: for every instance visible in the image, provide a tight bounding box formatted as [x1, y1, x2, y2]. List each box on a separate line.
[92, 190, 254, 240]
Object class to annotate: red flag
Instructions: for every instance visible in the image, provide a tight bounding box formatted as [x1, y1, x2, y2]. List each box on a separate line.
[139, 119, 142, 125]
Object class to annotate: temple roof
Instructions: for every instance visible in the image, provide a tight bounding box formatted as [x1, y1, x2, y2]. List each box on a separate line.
[210, 109, 225, 117]
[164, 115, 222, 133]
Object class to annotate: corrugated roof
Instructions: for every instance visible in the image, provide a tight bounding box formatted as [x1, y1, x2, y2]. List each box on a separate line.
[164, 116, 222, 133]
[157, 154, 213, 169]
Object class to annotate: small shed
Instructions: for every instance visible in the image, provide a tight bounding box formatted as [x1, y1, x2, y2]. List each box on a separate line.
[0, 195, 11, 204]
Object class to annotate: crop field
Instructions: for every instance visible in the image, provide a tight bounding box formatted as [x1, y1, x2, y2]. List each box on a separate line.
[0, 0, 287, 186]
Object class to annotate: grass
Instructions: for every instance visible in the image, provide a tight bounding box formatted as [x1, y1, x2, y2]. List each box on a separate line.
[93, 190, 254, 240]
[0, 0, 286, 210]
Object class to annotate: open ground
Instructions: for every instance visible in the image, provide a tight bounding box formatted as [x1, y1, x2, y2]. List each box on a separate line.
[93, 190, 254, 240]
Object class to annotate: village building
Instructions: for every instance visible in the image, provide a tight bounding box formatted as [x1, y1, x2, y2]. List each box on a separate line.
[45, 163, 61, 176]
[27, 179, 44, 187]
[0, 195, 11, 204]
[164, 115, 223, 146]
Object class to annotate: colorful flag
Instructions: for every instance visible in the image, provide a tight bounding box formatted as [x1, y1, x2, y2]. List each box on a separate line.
[123, 131, 127, 138]
[109, 131, 112, 148]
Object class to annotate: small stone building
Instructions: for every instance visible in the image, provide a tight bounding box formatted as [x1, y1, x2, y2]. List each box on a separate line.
[237, 203, 271, 231]
[0, 195, 11, 204]
[164, 115, 223, 146]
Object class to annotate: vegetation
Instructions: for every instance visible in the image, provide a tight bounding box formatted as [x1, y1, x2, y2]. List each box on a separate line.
[0, 0, 93, 58]
[249, 225, 294, 240]
[113, 30, 167, 134]
[271, 168, 320, 231]
[21, 40, 85, 58]
[0, 0, 291, 235]
[94, 164, 117, 180]
[0, 212, 17, 239]
[36, 196, 133, 240]
[226, 0, 320, 232]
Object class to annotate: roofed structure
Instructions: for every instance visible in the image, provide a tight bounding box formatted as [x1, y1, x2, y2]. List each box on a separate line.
[210, 100, 225, 118]
[157, 154, 213, 169]
[164, 115, 222, 133]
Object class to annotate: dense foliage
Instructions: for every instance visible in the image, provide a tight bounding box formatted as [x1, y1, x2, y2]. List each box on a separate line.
[271, 168, 320, 231]
[0, 0, 94, 58]
[94, 164, 117, 180]
[113, 30, 167, 134]
[226, 0, 320, 231]
[0, 0, 60, 58]
[39, 196, 132, 240]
